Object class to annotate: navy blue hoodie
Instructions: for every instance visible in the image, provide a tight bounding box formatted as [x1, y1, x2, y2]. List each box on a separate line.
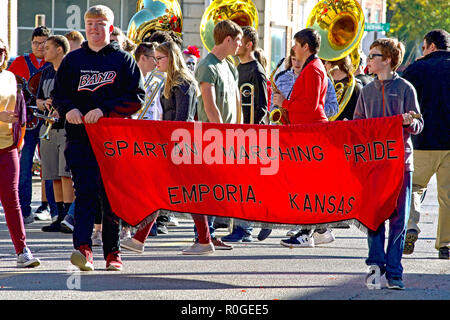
[52, 41, 145, 142]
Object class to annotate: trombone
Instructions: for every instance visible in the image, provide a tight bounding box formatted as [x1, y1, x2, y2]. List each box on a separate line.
[137, 71, 165, 120]
[239, 83, 255, 124]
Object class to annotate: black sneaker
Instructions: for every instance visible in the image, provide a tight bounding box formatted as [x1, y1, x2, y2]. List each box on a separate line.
[156, 222, 168, 234]
[257, 228, 272, 241]
[438, 247, 449, 260]
[42, 221, 62, 232]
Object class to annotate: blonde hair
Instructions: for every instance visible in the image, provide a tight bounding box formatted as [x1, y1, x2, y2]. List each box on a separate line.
[64, 30, 85, 43]
[84, 5, 114, 24]
[156, 41, 198, 99]
[370, 38, 405, 71]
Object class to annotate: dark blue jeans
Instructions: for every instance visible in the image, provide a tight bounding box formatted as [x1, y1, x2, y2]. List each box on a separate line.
[18, 124, 56, 217]
[65, 140, 120, 259]
[366, 171, 412, 280]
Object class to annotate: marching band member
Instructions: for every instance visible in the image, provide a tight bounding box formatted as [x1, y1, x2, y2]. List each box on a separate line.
[273, 28, 333, 248]
[0, 37, 41, 268]
[52, 5, 145, 271]
[221, 26, 268, 243]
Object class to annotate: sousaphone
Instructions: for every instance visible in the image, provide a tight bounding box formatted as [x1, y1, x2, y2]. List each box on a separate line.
[127, 0, 183, 44]
[200, 0, 259, 52]
[306, 0, 365, 120]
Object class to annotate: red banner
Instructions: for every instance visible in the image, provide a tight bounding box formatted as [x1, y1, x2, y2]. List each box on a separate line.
[85, 116, 405, 231]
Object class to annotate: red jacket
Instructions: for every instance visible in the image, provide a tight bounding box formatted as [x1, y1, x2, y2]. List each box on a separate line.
[282, 57, 328, 124]
[8, 53, 48, 81]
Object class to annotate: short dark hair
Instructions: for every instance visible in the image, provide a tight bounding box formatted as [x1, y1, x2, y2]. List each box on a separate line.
[424, 29, 450, 50]
[145, 30, 182, 48]
[135, 42, 157, 62]
[293, 28, 321, 54]
[242, 26, 258, 50]
[47, 35, 70, 55]
[32, 26, 51, 40]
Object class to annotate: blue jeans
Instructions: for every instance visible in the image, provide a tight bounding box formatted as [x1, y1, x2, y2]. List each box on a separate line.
[67, 200, 75, 218]
[18, 124, 56, 217]
[366, 171, 412, 280]
[232, 219, 253, 235]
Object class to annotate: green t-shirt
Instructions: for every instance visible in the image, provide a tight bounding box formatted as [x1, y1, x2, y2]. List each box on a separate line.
[195, 53, 239, 123]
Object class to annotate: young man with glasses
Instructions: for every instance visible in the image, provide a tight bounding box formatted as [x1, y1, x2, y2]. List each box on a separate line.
[8, 26, 56, 225]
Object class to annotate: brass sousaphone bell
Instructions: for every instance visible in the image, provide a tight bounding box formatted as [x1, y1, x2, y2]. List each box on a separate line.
[306, 0, 365, 121]
[200, 0, 259, 53]
[127, 0, 183, 44]
[200, 0, 259, 125]
[127, 0, 182, 119]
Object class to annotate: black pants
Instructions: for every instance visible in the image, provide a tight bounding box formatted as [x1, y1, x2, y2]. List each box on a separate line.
[65, 140, 121, 259]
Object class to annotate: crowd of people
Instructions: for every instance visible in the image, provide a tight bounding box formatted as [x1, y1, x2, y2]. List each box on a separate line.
[0, 4, 448, 290]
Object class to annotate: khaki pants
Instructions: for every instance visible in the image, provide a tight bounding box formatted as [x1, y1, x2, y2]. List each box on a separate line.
[408, 150, 450, 250]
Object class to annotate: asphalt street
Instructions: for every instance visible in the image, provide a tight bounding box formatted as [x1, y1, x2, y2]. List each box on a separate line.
[0, 174, 448, 303]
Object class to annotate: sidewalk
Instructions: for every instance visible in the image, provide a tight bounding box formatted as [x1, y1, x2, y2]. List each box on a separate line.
[0, 175, 448, 300]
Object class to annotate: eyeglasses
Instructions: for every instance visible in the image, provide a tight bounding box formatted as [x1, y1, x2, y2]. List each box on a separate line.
[367, 53, 384, 60]
[155, 56, 167, 62]
[145, 54, 156, 61]
[32, 40, 46, 47]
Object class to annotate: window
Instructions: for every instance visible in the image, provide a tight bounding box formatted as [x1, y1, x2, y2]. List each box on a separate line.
[271, 27, 286, 72]
[16, 0, 136, 55]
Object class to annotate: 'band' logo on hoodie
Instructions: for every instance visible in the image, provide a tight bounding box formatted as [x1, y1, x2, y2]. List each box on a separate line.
[78, 71, 117, 92]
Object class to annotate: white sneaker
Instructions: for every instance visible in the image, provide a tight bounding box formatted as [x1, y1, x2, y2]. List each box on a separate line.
[167, 213, 179, 226]
[182, 242, 215, 255]
[286, 226, 301, 236]
[119, 227, 131, 240]
[91, 230, 102, 246]
[121, 237, 144, 253]
[34, 210, 52, 221]
[17, 247, 41, 268]
[313, 229, 335, 245]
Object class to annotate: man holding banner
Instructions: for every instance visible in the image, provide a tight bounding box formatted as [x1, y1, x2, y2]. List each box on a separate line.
[52, 5, 144, 271]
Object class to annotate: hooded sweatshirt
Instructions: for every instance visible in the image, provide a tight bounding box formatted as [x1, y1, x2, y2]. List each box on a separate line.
[52, 41, 145, 143]
[353, 73, 424, 171]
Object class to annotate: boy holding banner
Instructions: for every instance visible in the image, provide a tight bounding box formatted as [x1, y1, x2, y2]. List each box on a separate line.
[354, 38, 423, 290]
[52, 5, 145, 271]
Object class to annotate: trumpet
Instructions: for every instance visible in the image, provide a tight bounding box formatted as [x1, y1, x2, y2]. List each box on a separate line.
[239, 83, 255, 124]
[269, 58, 289, 125]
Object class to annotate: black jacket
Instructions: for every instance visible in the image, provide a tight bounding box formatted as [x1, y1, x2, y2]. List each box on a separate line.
[237, 60, 268, 124]
[402, 50, 450, 150]
[160, 79, 197, 122]
[52, 41, 145, 142]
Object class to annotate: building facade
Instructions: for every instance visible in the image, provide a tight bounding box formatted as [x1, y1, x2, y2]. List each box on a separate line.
[1, 0, 386, 71]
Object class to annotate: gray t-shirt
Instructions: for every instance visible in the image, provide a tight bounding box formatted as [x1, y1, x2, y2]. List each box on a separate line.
[195, 53, 238, 123]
